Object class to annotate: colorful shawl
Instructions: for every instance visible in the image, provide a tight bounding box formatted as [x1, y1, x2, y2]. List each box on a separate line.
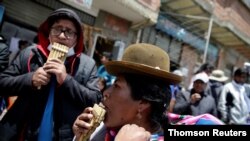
[168, 113, 225, 125]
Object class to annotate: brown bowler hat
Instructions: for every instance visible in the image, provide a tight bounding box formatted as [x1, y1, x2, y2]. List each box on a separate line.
[104, 43, 182, 84]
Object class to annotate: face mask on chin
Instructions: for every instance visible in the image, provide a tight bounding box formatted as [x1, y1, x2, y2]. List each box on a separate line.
[47, 43, 76, 57]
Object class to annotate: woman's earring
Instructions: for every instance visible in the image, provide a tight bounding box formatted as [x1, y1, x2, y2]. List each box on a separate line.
[137, 109, 142, 125]
[137, 109, 142, 120]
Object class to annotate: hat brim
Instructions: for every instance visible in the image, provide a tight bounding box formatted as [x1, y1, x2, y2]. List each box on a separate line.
[105, 61, 182, 84]
[209, 76, 228, 82]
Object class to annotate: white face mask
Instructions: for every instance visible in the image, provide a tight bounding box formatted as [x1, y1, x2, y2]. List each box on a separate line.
[47, 43, 75, 57]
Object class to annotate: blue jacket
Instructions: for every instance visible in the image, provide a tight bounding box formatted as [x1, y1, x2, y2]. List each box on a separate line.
[97, 65, 115, 87]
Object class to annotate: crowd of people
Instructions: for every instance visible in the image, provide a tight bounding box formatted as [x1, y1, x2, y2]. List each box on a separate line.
[170, 64, 250, 125]
[0, 7, 249, 141]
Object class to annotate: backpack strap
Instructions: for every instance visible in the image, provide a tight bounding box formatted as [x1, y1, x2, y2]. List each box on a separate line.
[19, 45, 44, 73]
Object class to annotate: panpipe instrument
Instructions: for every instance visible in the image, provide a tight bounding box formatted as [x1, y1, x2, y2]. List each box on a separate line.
[80, 103, 106, 141]
[47, 42, 69, 62]
[37, 42, 69, 89]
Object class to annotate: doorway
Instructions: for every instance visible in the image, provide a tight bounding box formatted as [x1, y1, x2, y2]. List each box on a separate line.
[93, 36, 115, 67]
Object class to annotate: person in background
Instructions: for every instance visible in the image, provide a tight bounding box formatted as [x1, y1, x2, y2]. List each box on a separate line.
[0, 8, 101, 141]
[173, 72, 217, 117]
[208, 69, 228, 118]
[168, 69, 185, 113]
[9, 39, 30, 63]
[195, 63, 215, 76]
[72, 43, 182, 141]
[19, 40, 29, 49]
[8, 40, 29, 65]
[188, 63, 214, 90]
[218, 68, 249, 124]
[97, 52, 116, 88]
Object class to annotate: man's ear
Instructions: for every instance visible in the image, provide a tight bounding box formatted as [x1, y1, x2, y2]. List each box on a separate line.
[48, 35, 52, 43]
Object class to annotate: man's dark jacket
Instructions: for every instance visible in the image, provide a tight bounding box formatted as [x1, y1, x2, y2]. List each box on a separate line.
[0, 43, 9, 72]
[0, 8, 102, 141]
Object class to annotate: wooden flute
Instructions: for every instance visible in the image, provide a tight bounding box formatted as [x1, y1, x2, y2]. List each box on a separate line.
[80, 103, 106, 141]
[37, 42, 69, 89]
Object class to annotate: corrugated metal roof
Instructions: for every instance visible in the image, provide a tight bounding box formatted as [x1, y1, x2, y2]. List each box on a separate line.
[161, 0, 250, 59]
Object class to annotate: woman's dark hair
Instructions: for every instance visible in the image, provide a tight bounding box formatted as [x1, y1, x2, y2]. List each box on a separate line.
[123, 73, 171, 125]
[195, 63, 214, 74]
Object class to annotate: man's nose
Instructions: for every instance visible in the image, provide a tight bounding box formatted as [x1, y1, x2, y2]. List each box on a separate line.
[58, 31, 67, 39]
